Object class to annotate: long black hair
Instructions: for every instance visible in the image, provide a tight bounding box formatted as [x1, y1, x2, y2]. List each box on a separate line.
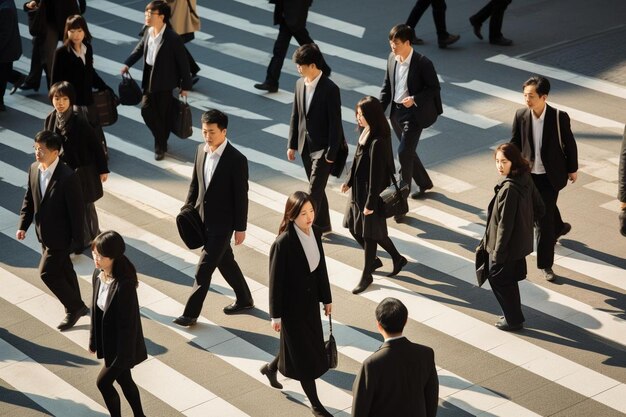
[92, 231, 138, 286]
[356, 96, 391, 140]
[278, 191, 315, 235]
[494, 143, 531, 177]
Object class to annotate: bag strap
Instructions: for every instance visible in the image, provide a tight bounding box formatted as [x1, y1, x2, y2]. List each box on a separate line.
[328, 314, 333, 335]
[556, 109, 565, 156]
[186, 0, 199, 19]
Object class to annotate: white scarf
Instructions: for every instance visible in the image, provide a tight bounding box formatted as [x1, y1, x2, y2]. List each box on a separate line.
[358, 126, 370, 146]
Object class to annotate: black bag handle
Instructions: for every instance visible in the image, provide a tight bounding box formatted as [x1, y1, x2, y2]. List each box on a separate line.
[328, 314, 333, 335]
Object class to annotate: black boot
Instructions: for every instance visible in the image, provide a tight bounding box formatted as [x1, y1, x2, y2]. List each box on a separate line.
[352, 273, 373, 294]
[260, 363, 282, 389]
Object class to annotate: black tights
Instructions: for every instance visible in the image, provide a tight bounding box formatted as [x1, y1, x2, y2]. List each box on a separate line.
[350, 232, 401, 276]
[96, 365, 145, 417]
[267, 357, 328, 414]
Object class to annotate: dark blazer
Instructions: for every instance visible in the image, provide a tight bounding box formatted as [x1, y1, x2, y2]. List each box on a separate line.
[270, 0, 311, 29]
[0, 0, 22, 63]
[380, 50, 442, 128]
[89, 271, 147, 369]
[352, 337, 439, 417]
[185, 142, 248, 237]
[18, 160, 84, 250]
[124, 26, 192, 92]
[288, 74, 343, 161]
[32, 0, 85, 40]
[484, 173, 545, 265]
[51, 43, 109, 106]
[618, 126, 626, 203]
[511, 104, 578, 191]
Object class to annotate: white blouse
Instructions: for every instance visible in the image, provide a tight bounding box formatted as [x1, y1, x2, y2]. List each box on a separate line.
[96, 271, 114, 311]
[294, 224, 320, 273]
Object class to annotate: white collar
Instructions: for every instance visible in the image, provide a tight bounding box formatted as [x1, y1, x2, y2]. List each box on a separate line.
[304, 70, 323, 89]
[532, 104, 547, 121]
[394, 48, 414, 65]
[204, 138, 228, 156]
[38, 156, 60, 175]
[150, 24, 166, 39]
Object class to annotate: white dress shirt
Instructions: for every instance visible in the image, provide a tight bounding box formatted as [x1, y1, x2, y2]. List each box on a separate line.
[38, 157, 60, 197]
[146, 24, 166, 66]
[393, 49, 414, 104]
[294, 225, 320, 273]
[96, 271, 114, 311]
[71, 43, 87, 65]
[304, 71, 323, 113]
[203, 139, 228, 189]
[531, 105, 547, 174]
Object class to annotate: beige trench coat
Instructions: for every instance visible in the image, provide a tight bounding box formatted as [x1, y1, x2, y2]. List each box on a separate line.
[167, 0, 200, 35]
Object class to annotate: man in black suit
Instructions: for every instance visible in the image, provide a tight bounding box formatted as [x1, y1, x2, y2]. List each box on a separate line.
[380, 24, 442, 219]
[122, 0, 191, 160]
[511, 76, 578, 282]
[17, 130, 89, 331]
[352, 297, 438, 417]
[173, 109, 254, 327]
[254, 0, 330, 93]
[287, 43, 342, 233]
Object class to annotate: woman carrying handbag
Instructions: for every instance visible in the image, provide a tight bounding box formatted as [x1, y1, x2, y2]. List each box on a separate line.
[342, 96, 407, 295]
[261, 191, 334, 417]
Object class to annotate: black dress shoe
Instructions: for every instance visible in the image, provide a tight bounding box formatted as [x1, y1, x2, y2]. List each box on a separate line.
[9, 74, 26, 95]
[254, 82, 278, 93]
[557, 223, 571, 240]
[352, 274, 373, 294]
[311, 404, 333, 417]
[19, 82, 40, 92]
[387, 256, 407, 277]
[191, 75, 200, 85]
[260, 363, 283, 389]
[489, 36, 513, 46]
[223, 301, 254, 315]
[57, 305, 89, 331]
[412, 35, 425, 45]
[393, 213, 406, 223]
[438, 34, 460, 48]
[495, 318, 523, 332]
[372, 257, 383, 271]
[469, 17, 483, 40]
[173, 315, 197, 327]
[154, 151, 165, 161]
[410, 185, 433, 199]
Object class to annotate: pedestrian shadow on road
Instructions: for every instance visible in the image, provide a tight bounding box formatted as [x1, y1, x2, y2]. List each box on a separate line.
[0, 385, 108, 417]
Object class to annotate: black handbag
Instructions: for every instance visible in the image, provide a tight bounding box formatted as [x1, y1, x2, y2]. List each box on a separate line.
[171, 96, 193, 139]
[330, 134, 349, 178]
[475, 240, 489, 287]
[92, 89, 119, 126]
[379, 174, 409, 218]
[118, 72, 142, 105]
[176, 204, 205, 249]
[325, 314, 338, 369]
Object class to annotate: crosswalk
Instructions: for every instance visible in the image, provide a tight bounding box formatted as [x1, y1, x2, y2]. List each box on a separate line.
[1, 1, 625, 416]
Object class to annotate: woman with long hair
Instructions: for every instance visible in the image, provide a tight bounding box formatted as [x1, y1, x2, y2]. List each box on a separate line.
[89, 231, 147, 417]
[261, 191, 334, 417]
[342, 96, 407, 294]
[46, 81, 109, 253]
[483, 143, 544, 331]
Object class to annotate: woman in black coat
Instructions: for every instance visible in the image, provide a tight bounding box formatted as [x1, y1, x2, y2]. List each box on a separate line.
[261, 191, 334, 417]
[484, 143, 544, 331]
[46, 81, 109, 251]
[342, 96, 407, 295]
[89, 231, 147, 417]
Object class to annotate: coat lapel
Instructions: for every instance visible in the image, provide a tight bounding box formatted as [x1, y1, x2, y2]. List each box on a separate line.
[102, 280, 117, 314]
[206, 143, 230, 192]
[31, 164, 42, 209]
[287, 222, 310, 271]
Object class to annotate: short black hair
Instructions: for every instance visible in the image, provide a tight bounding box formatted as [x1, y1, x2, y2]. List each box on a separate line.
[388, 24, 414, 43]
[146, 0, 171, 24]
[48, 81, 76, 106]
[375, 297, 408, 334]
[201, 109, 228, 130]
[34, 130, 63, 152]
[523, 75, 551, 96]
[293, 43, 322, 67]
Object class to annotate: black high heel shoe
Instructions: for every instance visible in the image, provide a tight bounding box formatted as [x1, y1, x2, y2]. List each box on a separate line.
[387, 256, 407, 277]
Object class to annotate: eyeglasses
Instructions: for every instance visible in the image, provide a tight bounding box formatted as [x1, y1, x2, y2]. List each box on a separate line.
[144, 10, 160, 16]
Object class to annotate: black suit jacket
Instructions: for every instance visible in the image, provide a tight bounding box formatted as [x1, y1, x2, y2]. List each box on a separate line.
[270, 0, 311, 29]
[380, 50, 442, 128]
[124, 26, 192, 92]
[18, 160, 84, 251]
[89, 271, 147, 369]
[185, 142, 248, 237]
[352, 337, 439, 417]
[51, 43, 109, 106]
[34, 0, 85, 39]
[288, 74, 343, 161]
[511, 104, 578, 191]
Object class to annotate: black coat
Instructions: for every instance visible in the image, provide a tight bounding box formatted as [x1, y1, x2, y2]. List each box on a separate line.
[343, 134, 394, 240]
[185, 142, 248, 237]
[288, 74, 343, 161]
[484, 173, 545, 266]
[619, 126, 626, 204]
[352, 337, 439, 417]
[51, 43, 109, 106]
[0, 0, 22, 63]
[89, 271, 147, 369]
[511, 105, 579, 191]
[269, 223, 332, 380]
[31, 0, 85, 40]
[271, 0, 311, 30]
[124, 26, 192, 93]
[18, 160, 84, 251]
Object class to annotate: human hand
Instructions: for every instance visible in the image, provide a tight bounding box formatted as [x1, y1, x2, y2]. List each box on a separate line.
[287, 149, 296, 161]
[120, 65, 129, 74]
[272, 320, 281, 332]
[401, 96, 415, 108]
[340, 184, 350, 193]
[16, 230, 26, 240]
[100, 173, 108, 183]
[323, 303, 332, 316]
[234, 231, 246, 245]
[620, 201, 626, 210]
[363, 208, 373, 216]
[568, 172, 578, 183]
[180, 90, 188, 97]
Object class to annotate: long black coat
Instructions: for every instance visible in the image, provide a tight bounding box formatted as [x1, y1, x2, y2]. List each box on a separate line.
[0, 0, 22, 63]
[343, 135, 394, 241]
[89, 271, 147, 369]
[269, 223, 332, 380]
[51, 43, 109, 106]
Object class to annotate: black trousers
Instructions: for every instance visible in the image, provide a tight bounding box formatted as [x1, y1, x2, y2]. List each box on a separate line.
[406, 0, 449, 38]
[0, 63, 23, 104]
[96, 365, 145, 417]
[488, 258, 526, 325]
[531, 174, 564, 269]
[140, 89, 173, 153]
[182, 234, 253, 318]
[39, 246, 85, 313]
[470, 0, 512, 41]
[390, 104, 433, 192]
[301, 145, 332, 232]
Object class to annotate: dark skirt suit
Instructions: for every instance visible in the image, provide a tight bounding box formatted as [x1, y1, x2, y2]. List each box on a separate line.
[45, 110, 109, 247]
[484, 173, 545, 325]
[269, 223, 332, 380]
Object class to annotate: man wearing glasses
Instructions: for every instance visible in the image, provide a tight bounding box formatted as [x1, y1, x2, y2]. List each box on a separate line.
[17, 130, 88, 331]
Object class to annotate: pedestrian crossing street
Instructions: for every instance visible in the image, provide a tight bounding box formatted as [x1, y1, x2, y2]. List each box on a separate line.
[1, 1, 625, 416]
